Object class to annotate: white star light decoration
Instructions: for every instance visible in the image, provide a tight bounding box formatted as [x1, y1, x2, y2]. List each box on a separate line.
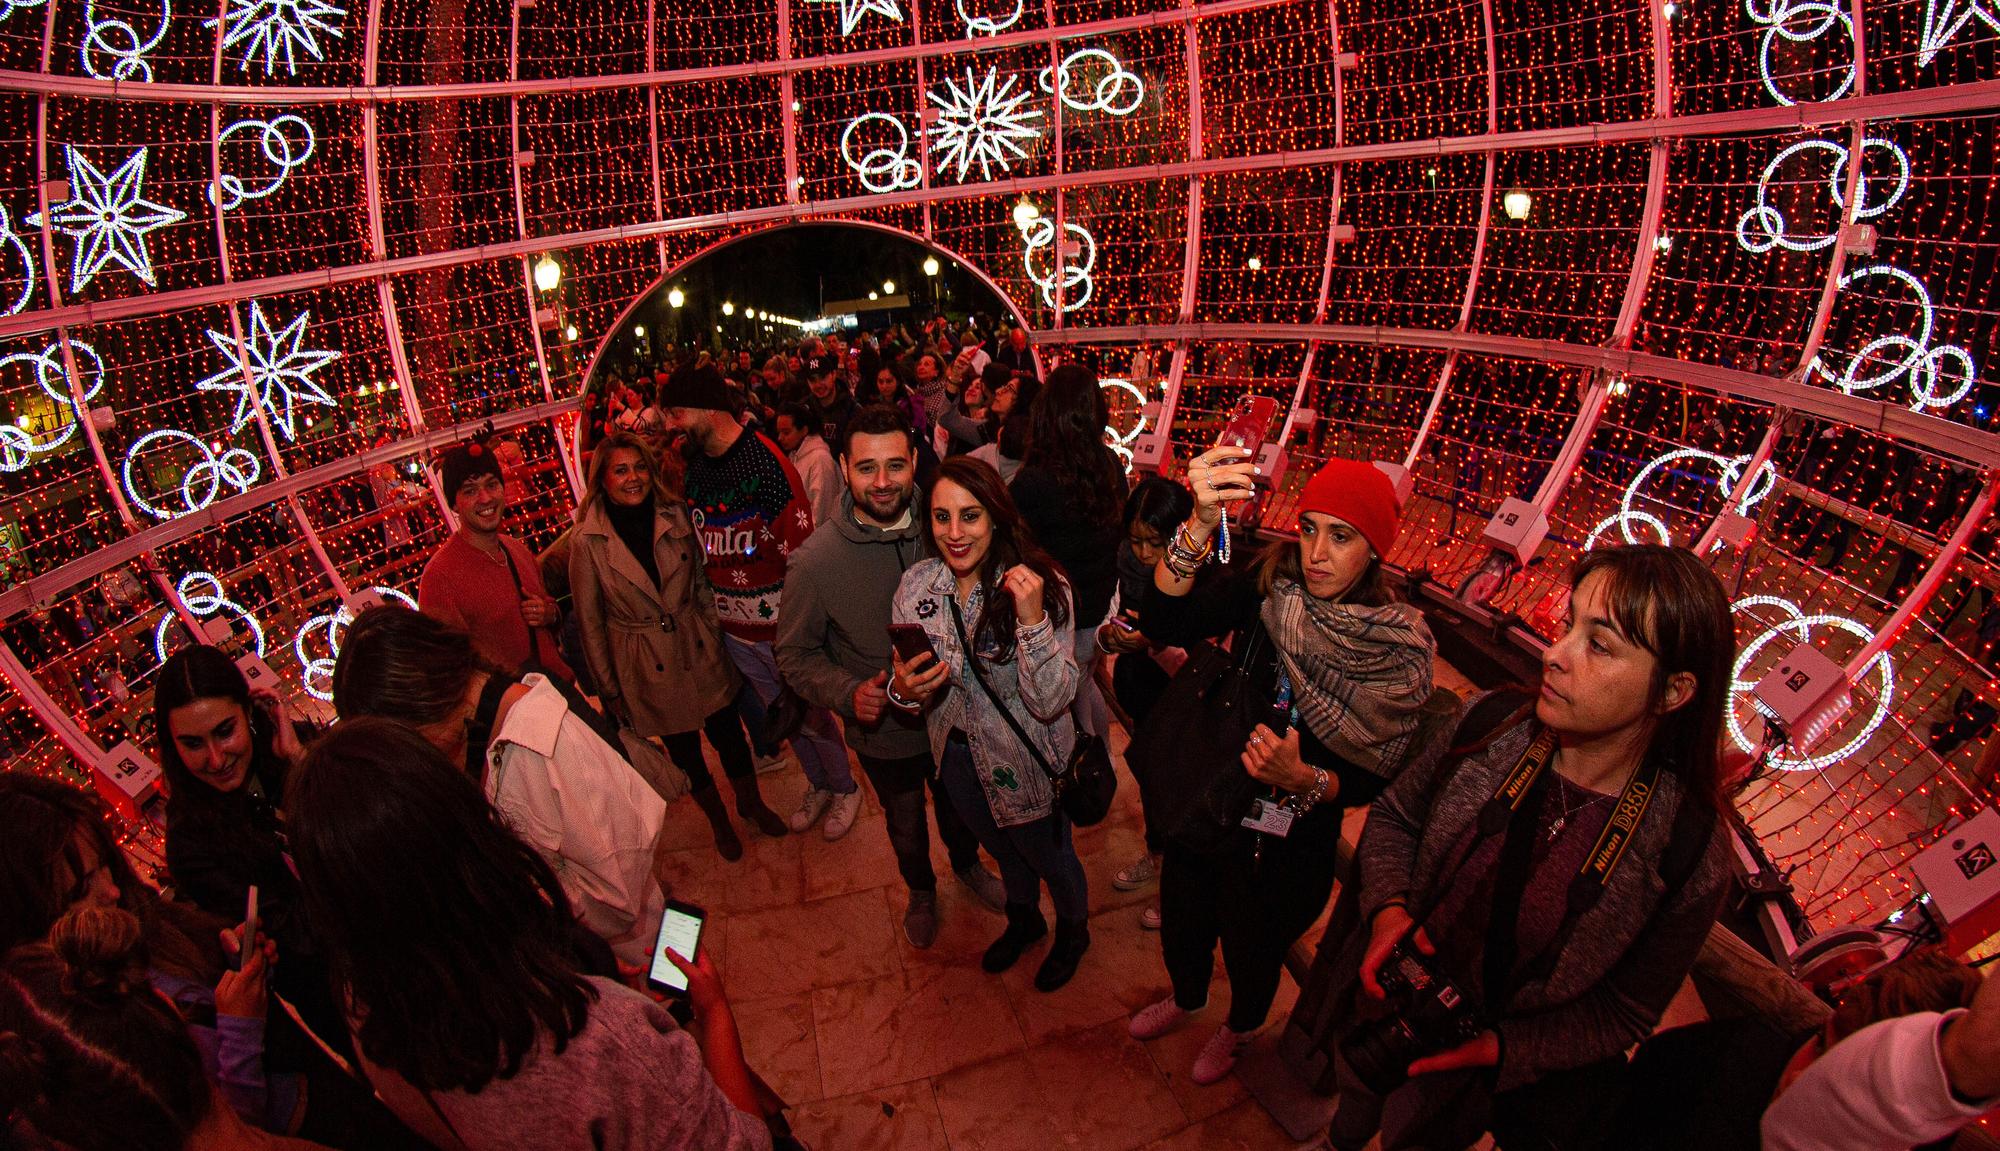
[208, 0, 347, 76]
[28, 146, 186, 295]
[929, 67, 1046, 183]
[805, 0, 901, 36]
[194, 302, 342, 441]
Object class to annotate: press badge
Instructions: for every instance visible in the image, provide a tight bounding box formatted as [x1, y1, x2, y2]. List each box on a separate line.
[1241, 798, 1295, 837]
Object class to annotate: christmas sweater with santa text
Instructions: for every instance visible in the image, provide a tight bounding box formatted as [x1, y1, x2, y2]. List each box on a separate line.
[682, 429, 815, 642]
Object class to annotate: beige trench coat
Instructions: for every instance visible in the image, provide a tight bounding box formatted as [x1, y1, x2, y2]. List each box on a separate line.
[569, 499, 740, 737]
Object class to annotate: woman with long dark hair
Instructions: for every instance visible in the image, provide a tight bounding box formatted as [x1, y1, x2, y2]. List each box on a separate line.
[1325, 544, 1736, 1151]
[1128, 454, 1437, 1087]
[888, 457, 1090, 991]
[1010, 363, 1126, 738]
[0, 776, 423, 1148]
[570, 430, 758, 861]
[332, 606, 668, 969]
[288, 717, 770, 1150]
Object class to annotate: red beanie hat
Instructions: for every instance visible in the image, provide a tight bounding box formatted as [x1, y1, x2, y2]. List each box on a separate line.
[1295, 459, 1401, 559]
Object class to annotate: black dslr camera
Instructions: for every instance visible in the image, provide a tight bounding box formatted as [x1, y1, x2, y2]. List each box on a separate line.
[1339, 941, 1487, 1095]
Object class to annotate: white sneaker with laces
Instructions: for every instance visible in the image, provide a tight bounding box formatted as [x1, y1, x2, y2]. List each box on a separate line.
[1113, 854, 1158, 891]
[822, 789, 863, 841]
[789, 787, 831, 833]
[1128, 996, 1197, 1041]
[1190, 1024, 1252, 1085]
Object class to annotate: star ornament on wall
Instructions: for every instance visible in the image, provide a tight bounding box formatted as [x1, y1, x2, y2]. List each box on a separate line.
[928, 67, 1046, 183]
[194, 302, 342, 441]
[208, 0, 347, 76]
[28, 145, 186, 295]
[803, 0, 901, 36]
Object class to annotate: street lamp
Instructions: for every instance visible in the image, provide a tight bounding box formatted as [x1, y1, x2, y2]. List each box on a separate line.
[1503, 189, 1533, 221]
[1012, 196, 1040, 231]
[922, 255, 940, 277]
[532, 255, 561, 293]
[563, 323, 579, 341]
[722, 301, 735, 316]
[667, 287, 685, 309]
[882, 279, 896, 295]
[633, 325, 646, 338]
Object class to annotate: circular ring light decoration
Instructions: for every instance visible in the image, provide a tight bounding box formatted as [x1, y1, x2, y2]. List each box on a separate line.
[840, 113, 923, 194]
[0, 206, 34, 318]
[0, 340, 104, 473]
[956, 0, 1023, 36]
[211, 115, 317, 211]
[121, 430, 262, 520]
[1100, 377, 1149, 474]
[1021, 217, 1095, 312]
[154, 571, 268, 663]
[1582, 448, 1777, 550]
[1037, 48, 1146, 116]
[1736, 137, 1910, 254]
[1727, 596, 1895, 774]
[1807, 265, 1976, 413]
[81, 0, 171, 81]
[1746, 0, 1856, 107]
[293, 587, 418, 701]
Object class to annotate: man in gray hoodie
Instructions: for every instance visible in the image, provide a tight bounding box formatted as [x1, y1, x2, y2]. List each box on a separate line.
[776, 403, 1006, 947]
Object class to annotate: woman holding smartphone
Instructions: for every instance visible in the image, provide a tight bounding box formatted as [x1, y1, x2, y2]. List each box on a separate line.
[1127, 453, 1437, 1087]
[290, 718, 771, 1151]
[888, 457, 1090, 992]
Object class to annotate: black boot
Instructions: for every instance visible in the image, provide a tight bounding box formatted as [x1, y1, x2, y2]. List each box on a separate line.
[729, 773, 789, 838]
[689, 784, 743, 861]
[982, 903, 1047, 973]
[1033, 917, 1091, 992]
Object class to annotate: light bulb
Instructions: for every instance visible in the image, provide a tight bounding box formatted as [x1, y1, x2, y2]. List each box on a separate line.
[1502, 189, 1533, 221]
[532, 255, 561, 292]
[923, 256, 940, 276]
[667, 287, 685, 309]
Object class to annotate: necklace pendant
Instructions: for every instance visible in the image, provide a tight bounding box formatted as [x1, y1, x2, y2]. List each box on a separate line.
[1547, 815, 1564, 842]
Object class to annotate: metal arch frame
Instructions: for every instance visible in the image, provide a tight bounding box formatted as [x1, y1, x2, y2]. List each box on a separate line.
[1271, 0, 1345, 452]
[1154, 0, 1207, 439]
[205, 3, 360, 606]
[361, 0, 455, 522]
[1401, 0, 1498, 472]
[780, 0, 800, 205]
[506, 0, 585, 500]
[644, 0, 668, 271]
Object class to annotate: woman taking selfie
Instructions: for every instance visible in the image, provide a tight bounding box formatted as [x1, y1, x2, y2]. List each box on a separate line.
[1327, 544, 1735, 1151]
[569, 430, 762, 862]
[1126, 452, 1437, 1086]
[289, 718, 771, 1151]
[332, 606, 667, 969]
[889, 457, 1090, 992]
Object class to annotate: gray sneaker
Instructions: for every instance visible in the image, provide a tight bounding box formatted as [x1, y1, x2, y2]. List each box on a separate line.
[955, 864, 1007, 914]
[904, 890, 939, 949]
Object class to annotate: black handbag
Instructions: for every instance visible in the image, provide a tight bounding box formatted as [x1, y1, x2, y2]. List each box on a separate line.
[949, 599, 1117, 826]
[1125, 621, 1284, 854]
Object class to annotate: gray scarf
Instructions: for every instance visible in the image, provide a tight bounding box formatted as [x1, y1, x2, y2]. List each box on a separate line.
[1259, 578, 1435, 777]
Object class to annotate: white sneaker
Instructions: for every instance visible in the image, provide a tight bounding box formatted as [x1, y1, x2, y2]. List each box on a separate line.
[1139, 904, 1162, 930]
[822, 790, 862, 841]
[1191, 1024, 1252, 1085]
[789, 787, 831, 833]
[1129, 995, 1197, 1041]
[1113, 854, 1158, 891]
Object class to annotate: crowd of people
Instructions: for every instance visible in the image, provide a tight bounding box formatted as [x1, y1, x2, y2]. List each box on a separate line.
[1, 318, 1997, 1151]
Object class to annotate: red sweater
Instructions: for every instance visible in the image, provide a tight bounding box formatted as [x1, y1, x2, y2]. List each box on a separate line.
[419, 531, 575, 680]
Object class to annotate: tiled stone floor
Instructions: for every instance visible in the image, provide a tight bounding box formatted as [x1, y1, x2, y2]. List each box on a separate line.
[654, 663, 1482, 1150]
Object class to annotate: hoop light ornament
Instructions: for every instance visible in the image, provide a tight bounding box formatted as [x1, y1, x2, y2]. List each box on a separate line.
[1582, 448, 1779, 550]
[121, 430, 262, 520]
[0, 340, 104, 472]
[1037, 48, 1146, 116]
[1746, 0, 1856, 107]
[956, 0, 1023, 36]
[1807, 264, 1977, 413]
[80, 0, 170, 82]
[1021, 217, 1094, 312]
[293, 585, 416, 700]
[1727, 596, 1894, 773]
[1736, 137, 1910, 254]
[1100, 376, 1149, 473]
[211, 116, 317, 211]
[840, 113, 923, 194]
[154, 571, 267, 663]
[0, 206, 35, 318]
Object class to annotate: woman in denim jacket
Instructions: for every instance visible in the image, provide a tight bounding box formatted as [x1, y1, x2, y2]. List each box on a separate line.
[889, 457, 1089, 992]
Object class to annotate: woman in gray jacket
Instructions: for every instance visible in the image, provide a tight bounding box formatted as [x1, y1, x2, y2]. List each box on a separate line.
[569, 431, 785, 862]
[889, 457, 1089, 992]
[1327, 544, 1736, 1151]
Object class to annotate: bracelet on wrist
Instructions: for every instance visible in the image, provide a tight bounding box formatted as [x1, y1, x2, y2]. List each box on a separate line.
[1286, 766, 1330, 815]
[885, 682, 923, 711]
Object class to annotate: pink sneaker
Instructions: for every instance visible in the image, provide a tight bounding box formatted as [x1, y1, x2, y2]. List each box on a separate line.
[1128, 996, 1197, 1041]
[1190, 1024, 1252, 1085]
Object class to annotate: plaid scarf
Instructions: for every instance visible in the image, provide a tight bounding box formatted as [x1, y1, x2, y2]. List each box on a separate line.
[1260, 579, 1435, 777]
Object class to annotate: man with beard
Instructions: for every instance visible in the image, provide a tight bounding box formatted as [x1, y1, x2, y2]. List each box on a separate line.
[775, 403, 1006, 947]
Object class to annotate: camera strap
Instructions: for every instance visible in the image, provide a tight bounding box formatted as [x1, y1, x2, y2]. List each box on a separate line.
[1476, 728, 1663, 1011]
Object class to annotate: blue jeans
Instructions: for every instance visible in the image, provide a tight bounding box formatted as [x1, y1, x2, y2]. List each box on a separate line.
[939, 738, 1088, 921]
[723, 633, 855, 795]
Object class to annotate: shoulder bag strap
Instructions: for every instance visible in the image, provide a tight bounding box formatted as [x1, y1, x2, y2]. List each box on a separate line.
[948, 596, 1061, 784]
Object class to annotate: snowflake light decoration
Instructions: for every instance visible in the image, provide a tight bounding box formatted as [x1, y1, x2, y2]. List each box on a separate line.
[28, 146, 186, 295]
[928, 68, 1046, 183]
[803, 0, 902, 36]
[208, 0, 347, 77]
[1918, 0, 1998, 65]
[194, 302, 342, 441]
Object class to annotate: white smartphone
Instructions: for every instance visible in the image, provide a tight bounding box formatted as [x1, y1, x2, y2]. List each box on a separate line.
[234, 885, 260, 971]
[646, 900, 706, 995]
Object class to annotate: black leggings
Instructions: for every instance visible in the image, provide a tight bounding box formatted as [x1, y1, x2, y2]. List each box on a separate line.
[660, 705, 758, 791]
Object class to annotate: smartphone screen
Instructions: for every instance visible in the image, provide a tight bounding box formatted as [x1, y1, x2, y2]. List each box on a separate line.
[888, 624, 937, 666]
[647, 901, 706, 994]
[1216, 395, 1278, 459]
[235, 886, 259, 972]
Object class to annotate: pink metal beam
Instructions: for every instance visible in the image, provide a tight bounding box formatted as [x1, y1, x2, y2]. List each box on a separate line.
[1156, 0, 1208, 436]
[1274, 0, 1346, 450]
